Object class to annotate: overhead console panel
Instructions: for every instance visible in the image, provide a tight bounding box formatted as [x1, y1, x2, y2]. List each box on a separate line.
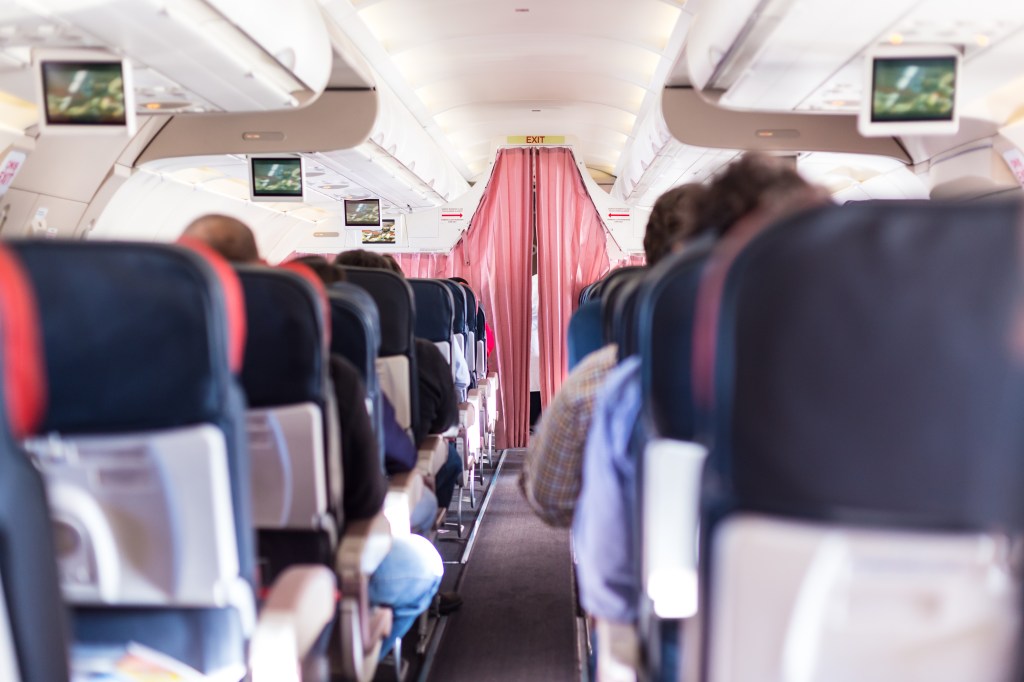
[1, 0, 341, 114]
[662, 87, 910, 162]
[134, 89, 377, 165]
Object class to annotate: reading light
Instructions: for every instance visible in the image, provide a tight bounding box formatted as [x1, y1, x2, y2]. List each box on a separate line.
[975, 34, 991, 47]
[889, 33, 905, 45]
[755, 129, 799, 139]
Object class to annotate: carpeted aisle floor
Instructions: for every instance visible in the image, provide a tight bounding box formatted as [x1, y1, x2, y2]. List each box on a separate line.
[426, 449, 578, 682]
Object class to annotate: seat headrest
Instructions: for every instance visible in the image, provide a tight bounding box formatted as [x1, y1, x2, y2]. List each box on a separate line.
[638, 243, 714, 441]
[712, 200, 1024, 530]
[0, 247, 46, 439]
[235, 266, 327, 409]
[601, 267, 645, 343]
[590, 265, 644, 304]
[339, 266, 415, 357]
[459, 284, 478, 319]
[328, 282, 381, 388]
[12, 241, 243, 434]
[611, 274, 645, 359]
[410, 279, 454, 343]
[440, 280, 467, 334]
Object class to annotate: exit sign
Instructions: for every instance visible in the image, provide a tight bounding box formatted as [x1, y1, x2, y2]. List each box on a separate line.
[507, 136, 566, 144]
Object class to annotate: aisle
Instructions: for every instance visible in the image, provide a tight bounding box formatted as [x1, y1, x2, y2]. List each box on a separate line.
[425, 449, 579, 681]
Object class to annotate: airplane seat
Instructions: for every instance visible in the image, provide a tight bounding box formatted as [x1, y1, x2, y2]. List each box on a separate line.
[440, 280, 468, 388]
[459, 284, 479, 387]
[599, 267, 645, 348]
[632, 242, 717, 681]
[409, 279, 455, 370]
[611, 275, 646, 362]
[12, 241, 332, 678]
[587, 265, 645, 307]
[241, 263, 394, 679]
[567, 300, 603, 371]
[578, 279, 601, 307]
[475, 307, 487, 380]
[438, 280, 481, 485]
[0, 247, 71, 682]
[338, 267, 443, 533]
[328, 282, 385, 466]
[235, 264, 339, 584]
[693, 200, 1024, 682]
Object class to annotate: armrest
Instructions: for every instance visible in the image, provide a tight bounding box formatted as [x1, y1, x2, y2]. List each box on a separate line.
[337, 512, 392, 579]
[458, 402, 477, 429]
[336, 513, 393, 681]
[250, 565, 336, 680]
[417, 434, 448, 476]
[642, 439, 707, 619]
[384, 471, 425, 537]
[594, 618, 640, 682]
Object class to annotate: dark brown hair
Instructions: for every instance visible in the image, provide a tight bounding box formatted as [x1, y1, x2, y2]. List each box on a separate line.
[699, 153, 814, 235]
[643, 183, 709, 265]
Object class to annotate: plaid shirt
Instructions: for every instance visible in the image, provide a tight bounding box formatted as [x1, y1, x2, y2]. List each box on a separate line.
[519, 344, 619, 527]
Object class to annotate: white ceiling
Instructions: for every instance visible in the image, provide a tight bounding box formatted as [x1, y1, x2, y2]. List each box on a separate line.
[320, 0, 692, 180]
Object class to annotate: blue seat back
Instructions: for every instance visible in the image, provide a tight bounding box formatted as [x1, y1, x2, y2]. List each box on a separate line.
[235, 265, 337, 581]
[409, 279, 454, 346]
[328, 282, 384, 461]
[13, 240, 251, 674]
[338, 266, 421, 444]
[0, 247, 70, 682]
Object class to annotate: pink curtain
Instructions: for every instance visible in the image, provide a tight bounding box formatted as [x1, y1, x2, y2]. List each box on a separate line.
[401, 149, 533, 448]
[392, 252, 454, 279]
[535, 147, 611, 407]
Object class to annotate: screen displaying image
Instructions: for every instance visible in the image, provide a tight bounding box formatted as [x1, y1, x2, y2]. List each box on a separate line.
[362, 219, 396, 244]
[871, 56, 956, 122]
[41, 60, 127, 125]
[251, 157, 303, 198]
[345, 199, 381, 227]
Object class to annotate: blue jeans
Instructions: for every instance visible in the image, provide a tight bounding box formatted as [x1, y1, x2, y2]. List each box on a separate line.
[435, 443, 463, 509]
[369, 534, 443, 658]
[410, 487, 439, 535]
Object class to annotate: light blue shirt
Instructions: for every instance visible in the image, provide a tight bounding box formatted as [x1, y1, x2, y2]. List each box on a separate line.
[453, 339, 470, 402]
[573, 355, 643, 623]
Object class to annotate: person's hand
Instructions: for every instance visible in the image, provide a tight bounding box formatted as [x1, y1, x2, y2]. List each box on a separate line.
[422, 472, 436, 493]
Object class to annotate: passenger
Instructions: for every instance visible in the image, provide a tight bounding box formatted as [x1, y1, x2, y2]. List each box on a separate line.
[573, 153, 830, 673]
[334, 250, 464, 513]
[185, 222, 443, 658]
[519, 183, 709, 528]
[288, 254, 343, 284]
[180, 214, 261, 263]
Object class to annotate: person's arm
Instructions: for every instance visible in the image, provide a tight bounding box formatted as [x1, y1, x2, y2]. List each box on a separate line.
[380, 393, 418, 475]
[415, 339, 459, 444]
[329, 355, 387, 522]
[519, 345, 619, 527]
[572, 357, 643, 623]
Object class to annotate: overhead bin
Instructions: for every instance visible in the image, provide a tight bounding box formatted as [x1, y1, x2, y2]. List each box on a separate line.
[1, 0, 337, 113]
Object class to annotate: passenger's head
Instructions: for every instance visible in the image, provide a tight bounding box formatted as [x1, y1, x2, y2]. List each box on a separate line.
[643, 183, 709, 265]
[334, 249, 390, 270]
[700, 153, 829, 235]
[290, 255, 346, 285]
[181, 214, 260, 263]
[381, 253, 404, 276]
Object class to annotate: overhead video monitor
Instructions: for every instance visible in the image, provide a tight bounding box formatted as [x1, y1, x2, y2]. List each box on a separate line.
[345, 198, 381, 228]
[859, 45, 960, 137]
[249, 155, 305, 202]
[362, 218, 396, 245]
[36, 50, 136, 136]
